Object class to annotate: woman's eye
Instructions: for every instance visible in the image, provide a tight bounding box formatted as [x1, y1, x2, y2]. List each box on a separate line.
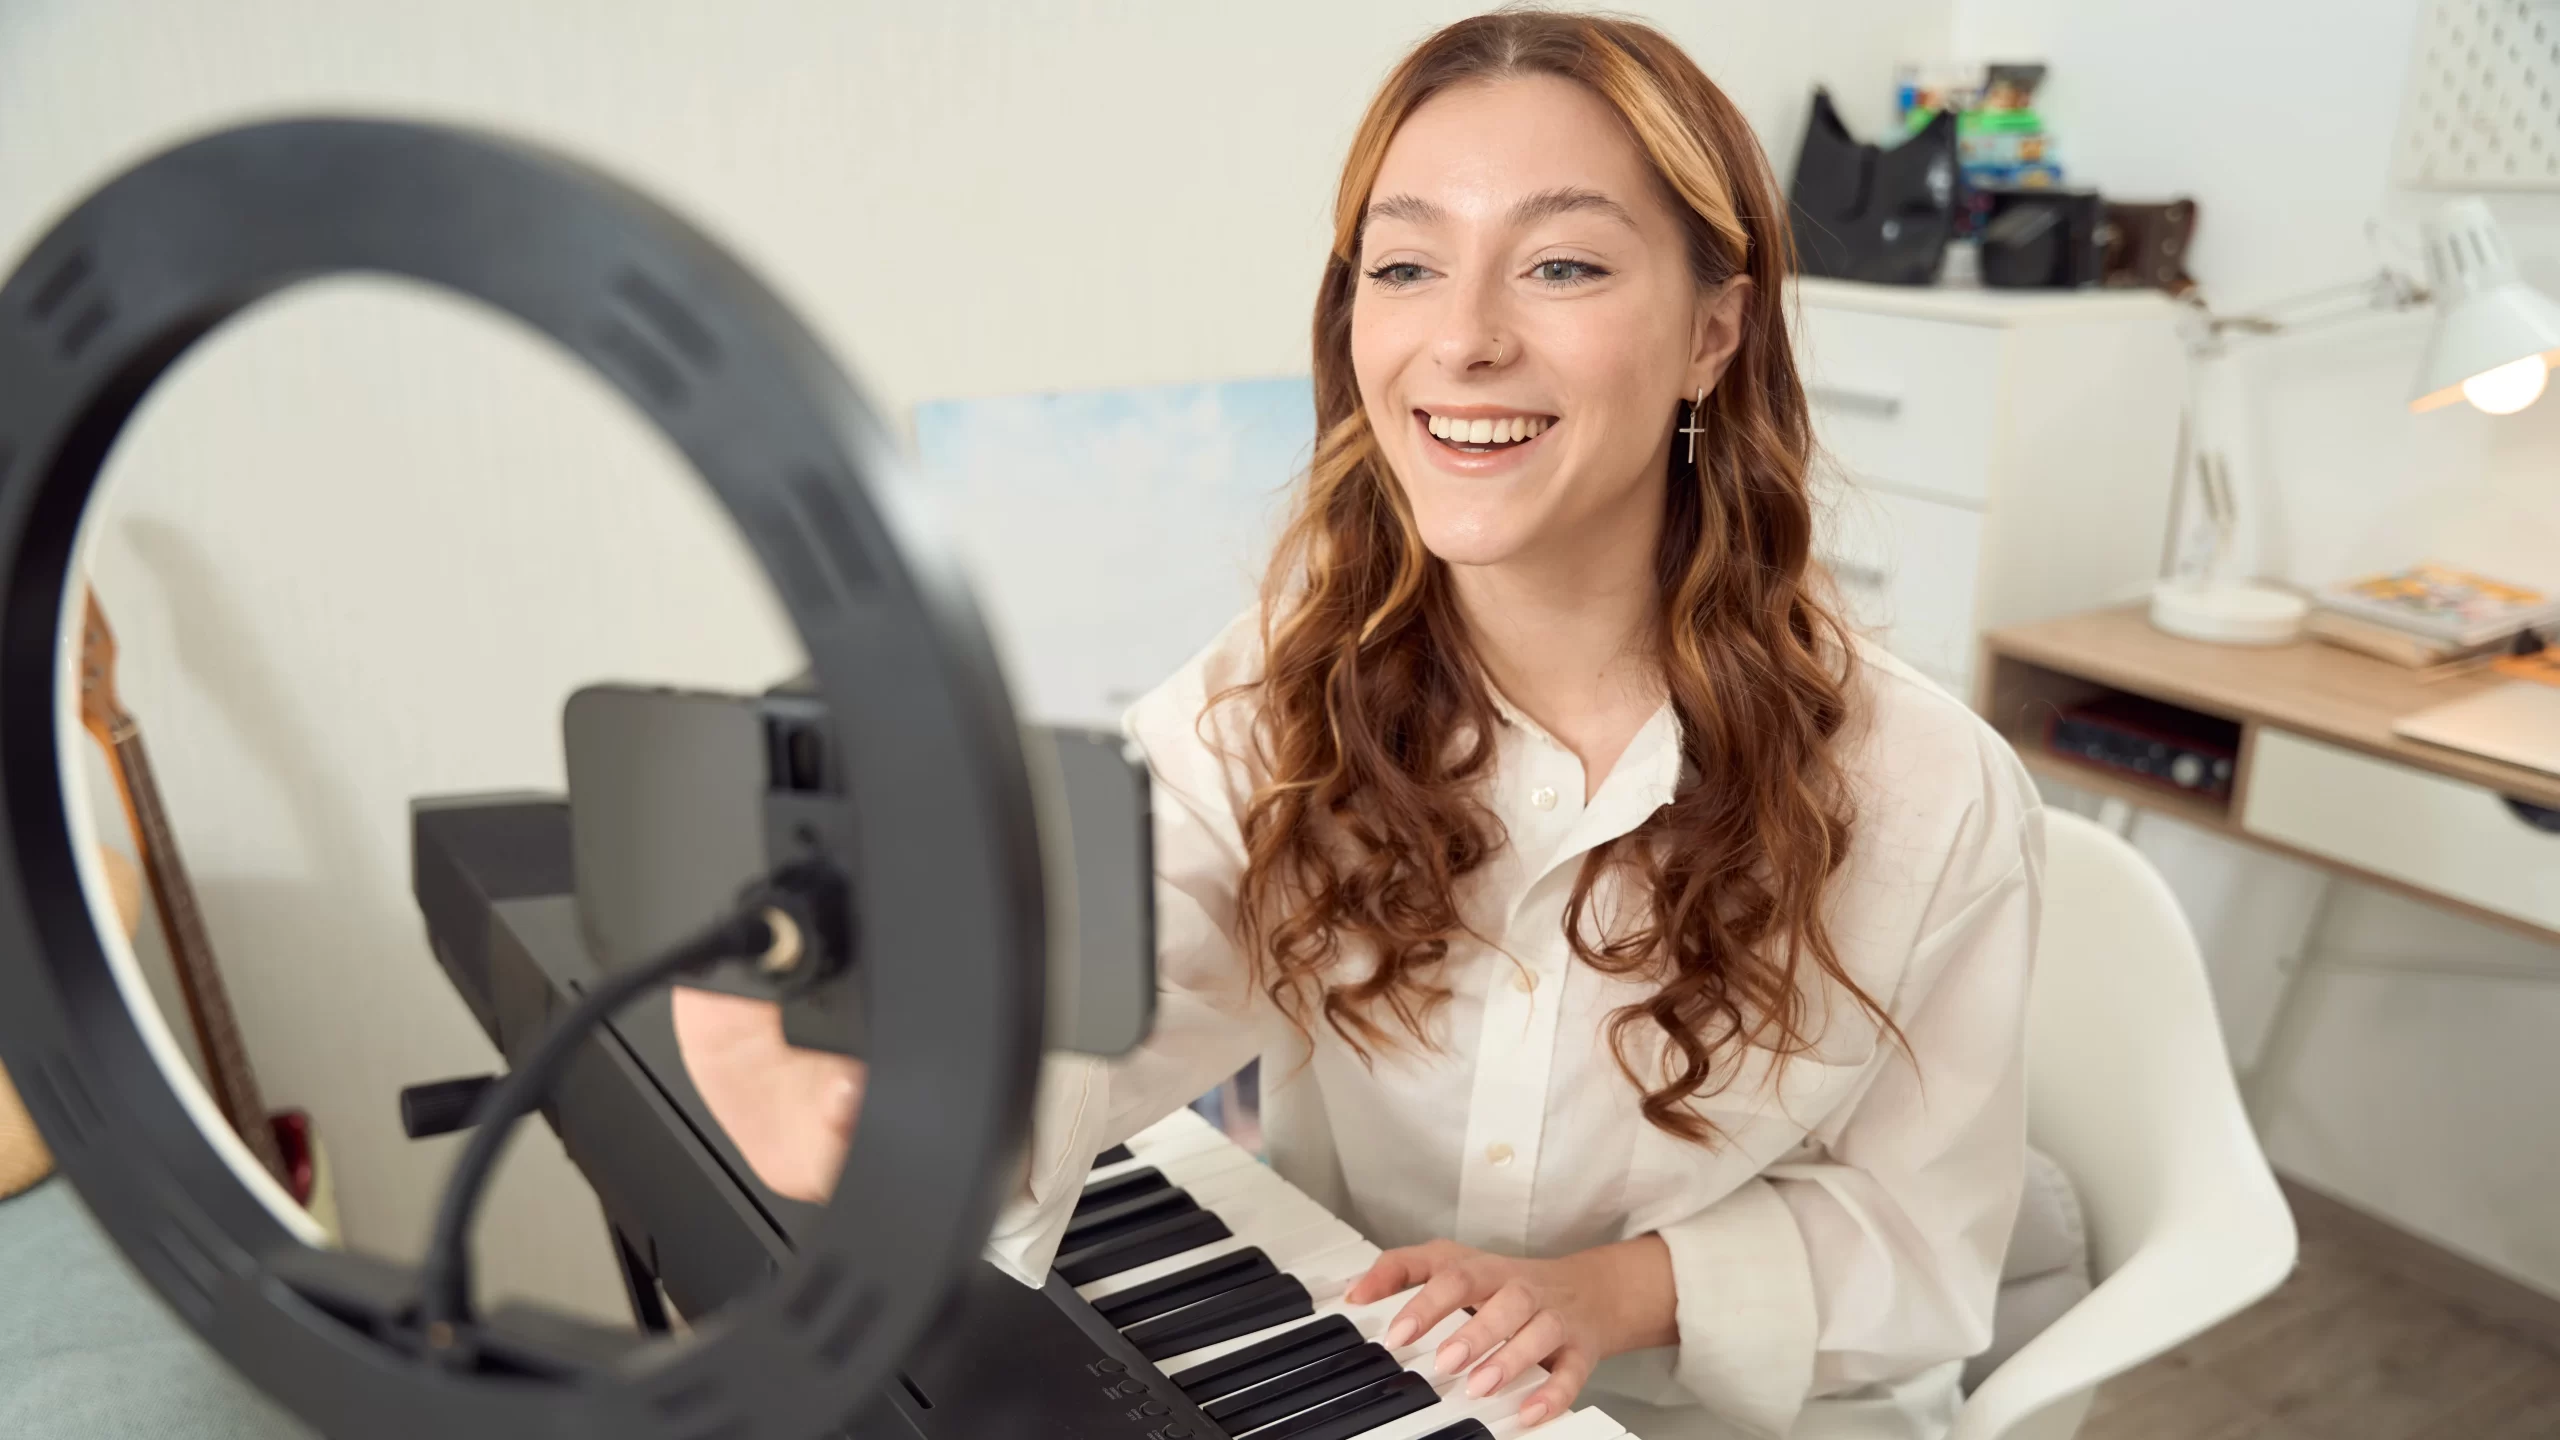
[1364, 262, 1429, 289]
[1530, 258, 1609, 285]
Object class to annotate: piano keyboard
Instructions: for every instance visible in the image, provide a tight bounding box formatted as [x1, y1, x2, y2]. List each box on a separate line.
[1056, 1107, 1644, 1440]
[413, 796, 1639, 1440]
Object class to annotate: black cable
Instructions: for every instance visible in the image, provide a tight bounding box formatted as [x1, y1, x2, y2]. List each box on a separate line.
[415, 903, 780, 1360]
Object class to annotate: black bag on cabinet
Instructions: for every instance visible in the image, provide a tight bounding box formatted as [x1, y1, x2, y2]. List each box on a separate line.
[1786, 88, 1960, 286]
[1980, 189, 2106, 288]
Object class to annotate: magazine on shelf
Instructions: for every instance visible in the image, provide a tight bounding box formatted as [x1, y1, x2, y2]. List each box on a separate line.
[2314, 562, 2560, 648]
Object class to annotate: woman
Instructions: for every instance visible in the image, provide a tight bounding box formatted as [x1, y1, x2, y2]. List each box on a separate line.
[676, 12, 2042, 1438]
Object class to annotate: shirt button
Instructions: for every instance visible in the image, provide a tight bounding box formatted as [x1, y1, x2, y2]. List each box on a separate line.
[1485, 1142, 1515, 1167]
[1514, 969, 1538, 994]
[1530, 786, 1557, 811]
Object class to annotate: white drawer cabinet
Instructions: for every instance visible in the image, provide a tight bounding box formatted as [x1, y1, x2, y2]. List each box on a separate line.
[1797, 305, 2003, 507]
[2242, 729, 2560, 935]
[1795, 279, 2187, 696]
[1824, 487, 1986, 684]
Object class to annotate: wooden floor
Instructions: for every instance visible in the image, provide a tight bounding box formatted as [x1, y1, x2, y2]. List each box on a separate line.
[2081, 1197, 2560, 1440]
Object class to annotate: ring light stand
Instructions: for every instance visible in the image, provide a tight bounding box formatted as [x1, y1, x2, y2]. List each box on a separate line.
[0, 119, 1048, 1440]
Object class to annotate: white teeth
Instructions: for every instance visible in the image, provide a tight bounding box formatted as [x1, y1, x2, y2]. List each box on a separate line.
[1425, 412, 1552, 444]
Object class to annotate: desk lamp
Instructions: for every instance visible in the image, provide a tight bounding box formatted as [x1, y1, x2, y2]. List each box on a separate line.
[2149, 198, 2560, 644]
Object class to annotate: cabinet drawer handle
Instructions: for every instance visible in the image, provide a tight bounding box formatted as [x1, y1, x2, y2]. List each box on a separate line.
[1809, 385, 1904, 419]
[2505, 796, 2560, 834]
[1827, 559, 1889, 590]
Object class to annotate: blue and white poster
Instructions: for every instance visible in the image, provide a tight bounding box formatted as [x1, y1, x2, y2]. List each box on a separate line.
[914, 376, 1316, 727]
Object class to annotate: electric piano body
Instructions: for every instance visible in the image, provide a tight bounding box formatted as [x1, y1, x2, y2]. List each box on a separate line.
[410, 794, 1643, 1440]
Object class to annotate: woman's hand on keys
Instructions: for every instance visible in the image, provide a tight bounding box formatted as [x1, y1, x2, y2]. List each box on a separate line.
[1343, 1235, 1677, 1427]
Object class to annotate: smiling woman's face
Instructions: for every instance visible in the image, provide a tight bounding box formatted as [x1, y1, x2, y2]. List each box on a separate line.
[1351, 73, 1740, 574]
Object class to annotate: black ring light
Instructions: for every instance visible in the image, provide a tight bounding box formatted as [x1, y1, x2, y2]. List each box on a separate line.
[0, 119, 1047, 1439]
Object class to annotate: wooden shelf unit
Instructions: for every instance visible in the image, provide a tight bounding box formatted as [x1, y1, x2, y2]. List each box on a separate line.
[1978, 606, 2560, 947]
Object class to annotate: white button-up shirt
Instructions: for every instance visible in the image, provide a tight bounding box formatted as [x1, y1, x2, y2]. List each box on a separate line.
[990, 614, 2044, 1439]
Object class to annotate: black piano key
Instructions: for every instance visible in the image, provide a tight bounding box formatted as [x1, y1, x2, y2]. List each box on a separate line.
[1168, 1313, 1363, 1404]
[1096, 1143, 1135, 1166]
[1075, 1165, 1170, 1218]
[1062, 1186, 1199, 1251]
[1057, 1209, 1232, 1286]
[1094, 1247, 1277, 1328]
[1204, 1341, 1400, 1434]
[1248, 1372, 1436, 1440]
[1125, 1273, 1314, 1361]
[1414, 1424, 1495, 1440]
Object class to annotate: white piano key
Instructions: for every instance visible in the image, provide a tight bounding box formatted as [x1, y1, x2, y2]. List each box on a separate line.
[1087, 1119, 1215, 1184]
[1083, 1136, 1259, 1196]
[1183, 1161, 1289, 1209]
[1247, 1222, 1375, 1281]
[1128, 1106, 1220, 1149]
[1161, 1141, 1264, 1185]
[1090, 1110, 1229, 1171]
[1198, 1147, 1320, 1204]
[1285, 1237, 1386, 1303]
[1088, 1122, 1241, 1183]
[1198, 1169, 1335, 1242]
[1503, 1406, 1628, 1440]
[1580, 1406, 1637, 1439]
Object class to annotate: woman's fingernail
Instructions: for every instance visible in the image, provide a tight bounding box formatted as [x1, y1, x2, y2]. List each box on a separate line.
[1520, 1400, 1551, 1426]
[1434, 1340, 1470, 1375]
[1472, 1364, 1508, 1397]
[1386, 1316, 1420, 1347]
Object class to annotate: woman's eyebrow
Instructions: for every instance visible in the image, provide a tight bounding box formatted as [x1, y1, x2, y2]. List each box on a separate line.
[1506, 185, 1637, 230]
[1366, 192, 1446, 227]
[1362, 186, 1638, 233]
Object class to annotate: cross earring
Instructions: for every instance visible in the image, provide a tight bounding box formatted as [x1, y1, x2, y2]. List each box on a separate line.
[1679, 386, 1706, 464]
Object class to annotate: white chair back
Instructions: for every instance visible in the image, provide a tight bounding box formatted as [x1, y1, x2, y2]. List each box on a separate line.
[1953, 810, 2297, 1440]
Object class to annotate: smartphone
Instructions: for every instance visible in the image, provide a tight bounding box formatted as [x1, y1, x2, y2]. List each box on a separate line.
[561, 682, 1153, 1058]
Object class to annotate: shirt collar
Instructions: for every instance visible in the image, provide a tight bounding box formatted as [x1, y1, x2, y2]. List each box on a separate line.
[1482, 679, 1686, 816]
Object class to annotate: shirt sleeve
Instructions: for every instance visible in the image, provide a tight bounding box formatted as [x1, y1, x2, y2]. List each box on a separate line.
[983, 636, 1274, 1285]
[1656, 788, 2044, 1434]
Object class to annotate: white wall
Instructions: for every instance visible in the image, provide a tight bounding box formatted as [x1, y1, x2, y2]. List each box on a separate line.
[0, 0, 1949, 1323]
[1953, 0, 2560, 1298]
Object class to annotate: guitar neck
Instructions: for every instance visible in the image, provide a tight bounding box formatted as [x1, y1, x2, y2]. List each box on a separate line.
[106, 727, 289, 1184]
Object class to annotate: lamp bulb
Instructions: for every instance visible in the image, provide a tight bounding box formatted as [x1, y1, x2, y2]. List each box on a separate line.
[2461, 353, 2550, 414]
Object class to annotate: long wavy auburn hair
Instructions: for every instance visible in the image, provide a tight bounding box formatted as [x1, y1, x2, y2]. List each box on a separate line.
[1225, 9, 1892, 1145]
